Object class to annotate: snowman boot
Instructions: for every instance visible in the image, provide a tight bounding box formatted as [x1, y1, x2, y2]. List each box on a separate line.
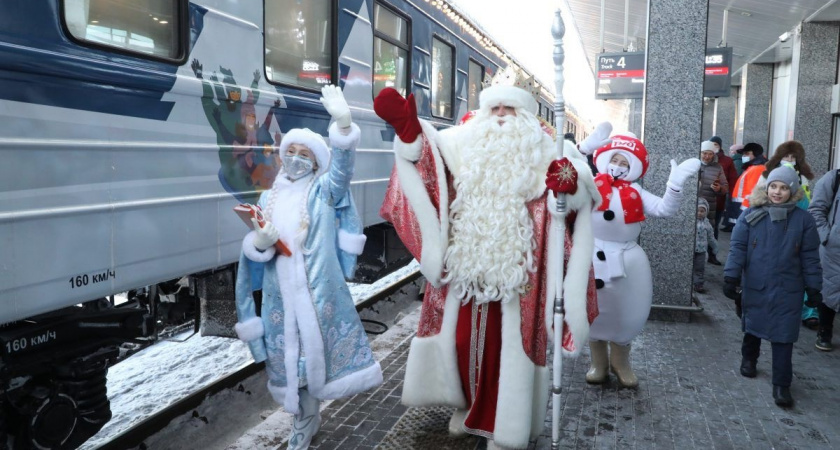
[585, 340, 609, 384]
[287, 388, 322, 450]
[609, 342, 638, 388]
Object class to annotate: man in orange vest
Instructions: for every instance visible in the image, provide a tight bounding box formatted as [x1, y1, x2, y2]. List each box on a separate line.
[731, 143, 768, 211]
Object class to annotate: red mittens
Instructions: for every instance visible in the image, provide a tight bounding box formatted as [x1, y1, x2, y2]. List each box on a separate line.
[373, 88, 423, 143]
[545, 158, 579, 195]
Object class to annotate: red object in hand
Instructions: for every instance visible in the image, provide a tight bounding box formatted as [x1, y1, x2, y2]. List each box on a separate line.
[545, 158, 579, 195]
[233, 204, 293, 257]
[373, 88, 423, 143]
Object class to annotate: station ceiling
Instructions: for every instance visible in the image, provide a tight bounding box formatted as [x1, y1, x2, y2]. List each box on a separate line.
[564, 0, 840, 86]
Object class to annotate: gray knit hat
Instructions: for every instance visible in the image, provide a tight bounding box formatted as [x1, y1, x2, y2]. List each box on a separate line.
[697, 197, 709, 212]
[766, 166, 800, 193]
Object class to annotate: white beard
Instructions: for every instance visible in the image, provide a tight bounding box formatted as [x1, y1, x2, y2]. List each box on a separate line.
[442, 111, 556, 305]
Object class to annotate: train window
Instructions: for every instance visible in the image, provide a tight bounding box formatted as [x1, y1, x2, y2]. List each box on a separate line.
[431, 37, 454, 118]
[467, 60, 483, 111]
[265, 0, 333, 90]
[373, 3, 410, 98]
[63, 0, 182, 60]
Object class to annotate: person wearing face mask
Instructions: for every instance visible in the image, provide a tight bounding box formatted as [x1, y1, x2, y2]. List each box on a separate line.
[232, 85, 382, 450]
[730, 142, 768, 212]
[585, 133, 701, 388]
[697, 141, 728, 264]
[724, 166, 822, 408]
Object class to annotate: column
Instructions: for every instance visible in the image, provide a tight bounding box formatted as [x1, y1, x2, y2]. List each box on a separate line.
[739, 63, 773, 151]
[714, 92, 737, 147]
[639, 0, 709, 322]
[702, 98, 714, 139]
[628, 99, 643, 138]
[791, 22, 840, 176]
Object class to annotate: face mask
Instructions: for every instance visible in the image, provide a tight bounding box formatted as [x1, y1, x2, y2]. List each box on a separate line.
[607, 163, 629, 179]
[283, 155, 314, 180]
[741, 155, 751, 163]
[781, 161, 796, 170]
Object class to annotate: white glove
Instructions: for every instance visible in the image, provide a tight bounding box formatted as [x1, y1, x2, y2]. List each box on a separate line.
[578, 121, 613, 155]
[320, 85, 352, 129]
[251, 218, 280, 251]
[667, 158, 702, 190]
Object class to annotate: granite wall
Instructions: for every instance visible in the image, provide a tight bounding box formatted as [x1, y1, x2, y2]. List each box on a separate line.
[740, 64, 773, 152]
[639, 0, 709, 322]
[792, 21, 840, 177]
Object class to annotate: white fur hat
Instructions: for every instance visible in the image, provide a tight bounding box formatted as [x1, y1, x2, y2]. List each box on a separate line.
[278, 128, 331, 177]
[700, 140, 716, 153]
[479, 85, 538, 114]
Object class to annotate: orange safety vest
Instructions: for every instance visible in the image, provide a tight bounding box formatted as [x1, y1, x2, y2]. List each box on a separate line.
[731, 164, 766, 208]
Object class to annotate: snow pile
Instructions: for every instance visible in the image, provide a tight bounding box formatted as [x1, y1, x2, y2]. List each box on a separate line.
[82, 261, 420, 449]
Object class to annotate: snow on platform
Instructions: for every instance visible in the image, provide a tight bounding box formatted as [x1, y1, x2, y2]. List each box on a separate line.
[82, 261, 420, 449]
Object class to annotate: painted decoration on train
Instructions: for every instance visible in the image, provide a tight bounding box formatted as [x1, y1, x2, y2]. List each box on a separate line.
[191, 60, 282, 198]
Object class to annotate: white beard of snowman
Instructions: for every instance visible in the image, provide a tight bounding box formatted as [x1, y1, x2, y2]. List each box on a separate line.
[579, 129, 700, 388]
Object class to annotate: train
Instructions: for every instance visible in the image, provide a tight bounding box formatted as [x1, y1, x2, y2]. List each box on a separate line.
[0, 0, 589, 448]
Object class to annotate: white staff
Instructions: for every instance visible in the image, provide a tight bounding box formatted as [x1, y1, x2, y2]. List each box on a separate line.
[551, 8, 567, 450]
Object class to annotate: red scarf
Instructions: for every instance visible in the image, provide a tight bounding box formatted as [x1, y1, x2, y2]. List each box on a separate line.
[594, 173, 645, 224]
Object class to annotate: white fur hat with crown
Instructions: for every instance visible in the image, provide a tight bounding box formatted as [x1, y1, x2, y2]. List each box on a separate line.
[479, 66, 539, 114]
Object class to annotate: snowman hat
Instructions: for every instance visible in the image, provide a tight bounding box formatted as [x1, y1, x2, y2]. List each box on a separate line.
[593, 135, 650, 182]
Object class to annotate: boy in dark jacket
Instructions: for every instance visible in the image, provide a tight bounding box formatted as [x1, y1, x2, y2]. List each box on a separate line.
[723, 166, 822, 407]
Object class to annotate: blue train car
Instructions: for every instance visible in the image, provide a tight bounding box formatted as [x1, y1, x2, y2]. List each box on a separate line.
[0, 1, 584, 447]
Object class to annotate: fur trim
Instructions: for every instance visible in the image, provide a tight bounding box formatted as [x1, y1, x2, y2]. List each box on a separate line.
[546, 194, 594, 357]
[401, 289, 466, 408]
[234, 317, 265, 342]
[267, 380, 286, 405]
[279, 128, 331, 178]
[529, 366, 550, 440]
[748, 182, 806, 207]
[394, 136, 423, 162]
[337, 229, 366, 255]
[764, 140, 814, 180]
[242, 231, 277, 262]
[272, 249, 325, 415]
[479, 85, 538, 114]
[392, 120, 450, 287]
[562, 142, 602, 211]
[327, 122, 361, 151]
[315, 361, 383, 399]
[492, 295, 540, 449]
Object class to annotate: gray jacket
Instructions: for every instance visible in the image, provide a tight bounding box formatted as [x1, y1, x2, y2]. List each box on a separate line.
[808, 170, 840, 310]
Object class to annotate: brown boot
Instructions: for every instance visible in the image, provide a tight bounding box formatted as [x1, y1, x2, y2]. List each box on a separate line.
[609, 342, 638, 388]
[585, 340, 609, 384]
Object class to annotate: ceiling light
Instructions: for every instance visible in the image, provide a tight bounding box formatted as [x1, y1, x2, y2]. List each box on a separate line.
[160, 20, 168, 24]
[740, 11, 751, 17]
[779, 31, 791, 42]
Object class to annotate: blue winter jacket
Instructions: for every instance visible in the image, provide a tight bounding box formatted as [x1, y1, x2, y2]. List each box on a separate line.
[724, 188, 822, 343]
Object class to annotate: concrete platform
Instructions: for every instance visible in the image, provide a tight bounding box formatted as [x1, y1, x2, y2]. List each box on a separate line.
[281, 232, 840, 449]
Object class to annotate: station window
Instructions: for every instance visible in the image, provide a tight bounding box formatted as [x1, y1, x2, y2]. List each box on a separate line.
[431, 37, 454, 118]
[265, 0, 333, 90]
[467, 60, 483, 111]
[373, 3, 410, 98]
[63, 0, 183, 60]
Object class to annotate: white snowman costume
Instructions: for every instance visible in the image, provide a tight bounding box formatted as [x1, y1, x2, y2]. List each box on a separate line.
[579, 130, 700, 387]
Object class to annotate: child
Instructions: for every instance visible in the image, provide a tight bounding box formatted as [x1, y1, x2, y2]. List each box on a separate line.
[723, 166, 822, 407]
[694, 198, 718, 293]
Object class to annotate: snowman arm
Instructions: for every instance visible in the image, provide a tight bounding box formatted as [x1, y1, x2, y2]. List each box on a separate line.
[639, 184, 682, 218]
